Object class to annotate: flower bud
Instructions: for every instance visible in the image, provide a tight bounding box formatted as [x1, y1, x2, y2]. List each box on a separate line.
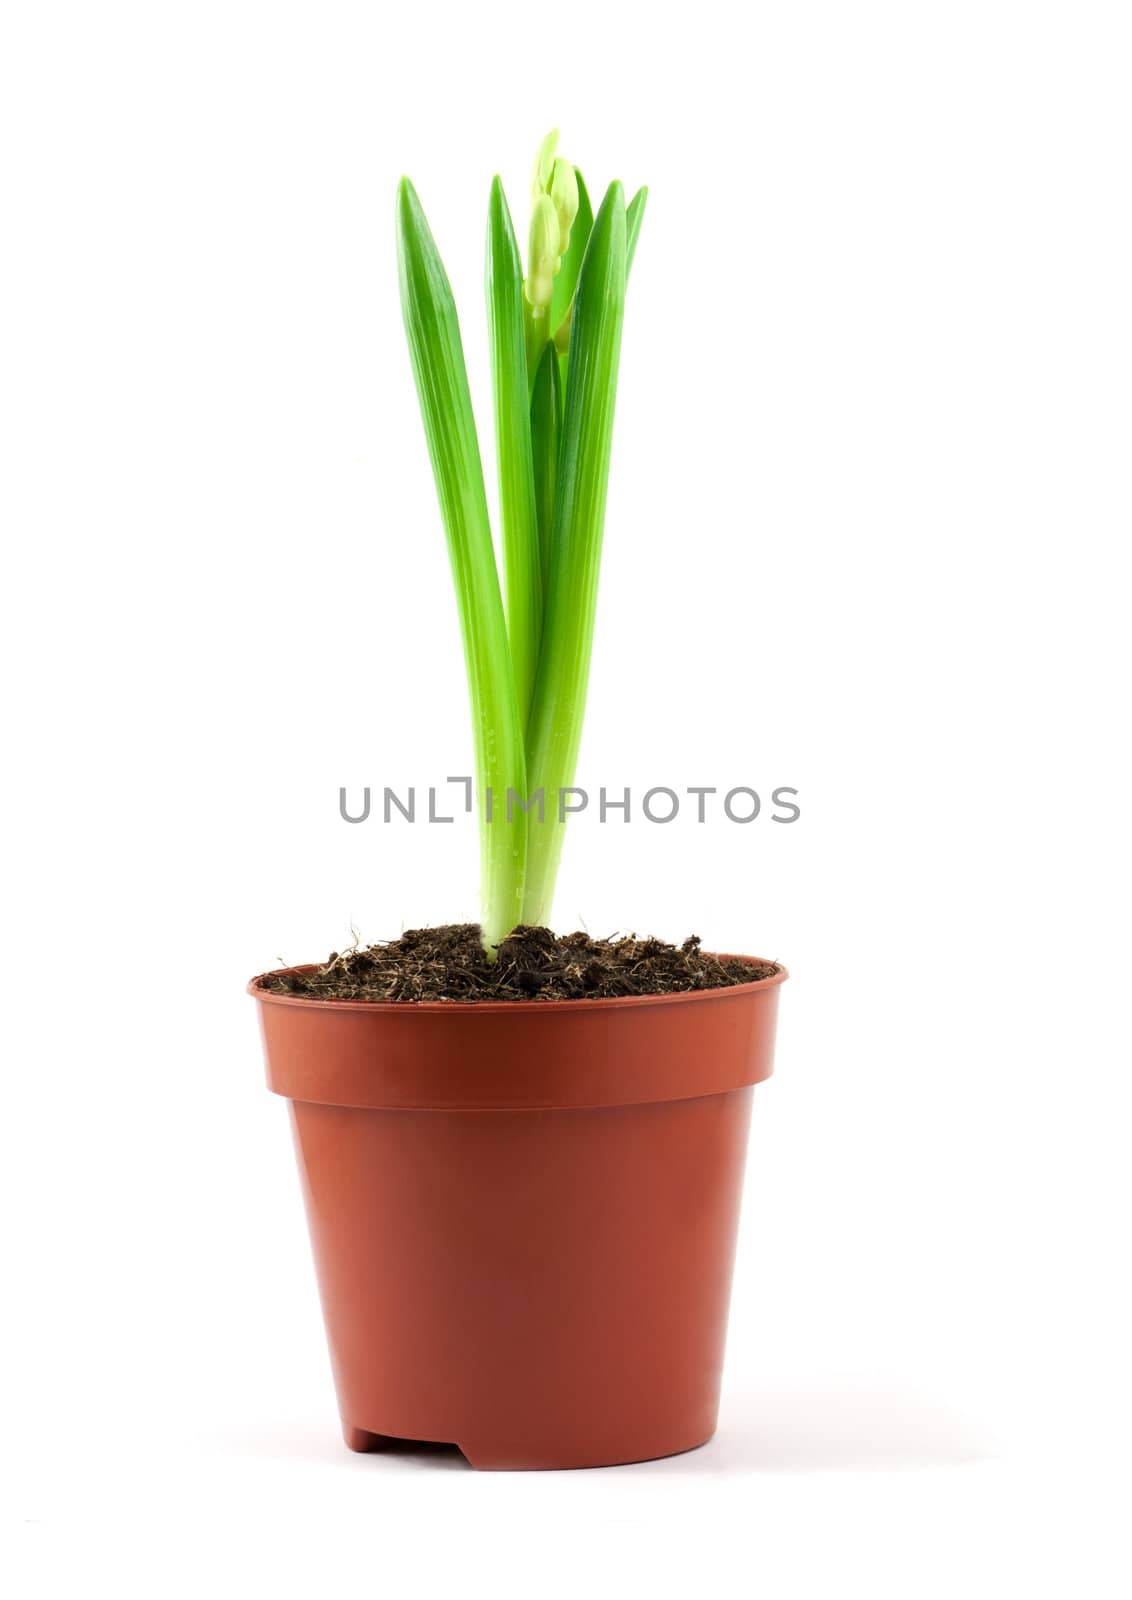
[548, 157, 579, 255]
[532, 129, 559, 200]
[526, 193, 561, 313]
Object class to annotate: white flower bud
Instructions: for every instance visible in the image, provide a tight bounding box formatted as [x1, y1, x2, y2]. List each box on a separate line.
[549, 158, 579, 255]
[525, 193, 561, 313]
[531, 129, 559, 201]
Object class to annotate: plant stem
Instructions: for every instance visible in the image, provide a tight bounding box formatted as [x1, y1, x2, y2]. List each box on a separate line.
[529, 340, 563, 598]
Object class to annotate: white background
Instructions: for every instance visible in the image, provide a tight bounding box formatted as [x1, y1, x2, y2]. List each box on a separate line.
[2, 0, 1130, 1594]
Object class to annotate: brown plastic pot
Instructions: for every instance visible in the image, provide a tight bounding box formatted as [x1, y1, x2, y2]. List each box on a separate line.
[250, 956, 786, 1471]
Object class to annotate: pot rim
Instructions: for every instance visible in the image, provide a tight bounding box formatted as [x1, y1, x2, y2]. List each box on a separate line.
[248, 953, 787, 1015]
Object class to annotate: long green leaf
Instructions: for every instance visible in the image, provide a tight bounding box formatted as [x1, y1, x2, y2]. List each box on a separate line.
[396, 177, 526, 950]
[486, 176, 541, 725]
[529, 340, 562, 594]
[522, 181, 627, 925]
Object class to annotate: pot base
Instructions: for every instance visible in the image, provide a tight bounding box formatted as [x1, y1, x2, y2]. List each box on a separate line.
[341, 1418, 716, 1472]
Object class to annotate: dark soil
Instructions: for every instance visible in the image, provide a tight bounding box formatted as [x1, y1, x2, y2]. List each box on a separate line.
[262, 925, 779, 1004]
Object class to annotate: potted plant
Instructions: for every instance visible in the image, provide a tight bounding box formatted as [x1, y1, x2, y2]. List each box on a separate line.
[250, 132, 787, 1470]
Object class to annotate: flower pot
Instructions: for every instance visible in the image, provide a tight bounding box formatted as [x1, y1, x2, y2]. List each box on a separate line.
[250, 957, 787, 1470]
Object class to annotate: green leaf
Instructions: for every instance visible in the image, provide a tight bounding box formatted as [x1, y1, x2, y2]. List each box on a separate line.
[625, 185, 648, 277]
[554, 179, 644, 395]
[550, 168, 593, 341]
[522, 181, 627, 925]
[486, 176, 542, 726]
[396, 177, 527, 950]
[529, 340, 563, 589]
